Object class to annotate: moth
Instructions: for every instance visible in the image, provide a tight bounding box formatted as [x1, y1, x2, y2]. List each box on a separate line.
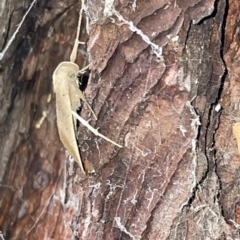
[53, 2, 122, 174]
[233, 122, 240, 154]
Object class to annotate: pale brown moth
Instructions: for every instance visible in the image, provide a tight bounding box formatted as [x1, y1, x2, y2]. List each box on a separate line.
[53, 1, 122, 174]
[233, 122, 240, 154]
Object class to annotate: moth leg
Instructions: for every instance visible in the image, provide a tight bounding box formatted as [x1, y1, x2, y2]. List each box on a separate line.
[79, 64, 89, 74]
[69, 81, 97, 120]
[77, 90, 98, 120]
[72, 111, 122, 148]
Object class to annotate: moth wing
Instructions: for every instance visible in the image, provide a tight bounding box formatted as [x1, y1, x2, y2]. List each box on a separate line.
[233, 122, 240, 154]
[53, 62, 85, 173]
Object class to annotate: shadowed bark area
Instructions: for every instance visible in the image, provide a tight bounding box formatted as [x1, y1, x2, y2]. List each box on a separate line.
[0, 0, 240, 239]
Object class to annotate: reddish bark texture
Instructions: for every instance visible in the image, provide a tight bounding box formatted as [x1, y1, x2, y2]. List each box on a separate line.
[0, 0, 240, 239]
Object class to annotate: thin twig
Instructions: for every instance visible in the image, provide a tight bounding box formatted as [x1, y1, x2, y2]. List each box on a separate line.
[0, 0, 37, 61]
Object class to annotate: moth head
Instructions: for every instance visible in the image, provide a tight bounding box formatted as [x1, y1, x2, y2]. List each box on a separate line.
[53, 61, 79, 80]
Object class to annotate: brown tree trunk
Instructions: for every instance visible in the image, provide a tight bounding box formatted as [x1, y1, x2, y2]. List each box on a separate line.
[0, 0, 239, 239]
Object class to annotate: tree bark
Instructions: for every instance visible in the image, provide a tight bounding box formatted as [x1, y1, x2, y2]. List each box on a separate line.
[0, 0, 239, 239]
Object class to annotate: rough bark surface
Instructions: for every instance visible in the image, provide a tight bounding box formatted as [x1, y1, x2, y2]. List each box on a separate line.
[0, 0, 239, 239]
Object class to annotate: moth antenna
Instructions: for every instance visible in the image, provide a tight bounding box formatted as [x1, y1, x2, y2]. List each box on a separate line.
[70, 0, 84, 63]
